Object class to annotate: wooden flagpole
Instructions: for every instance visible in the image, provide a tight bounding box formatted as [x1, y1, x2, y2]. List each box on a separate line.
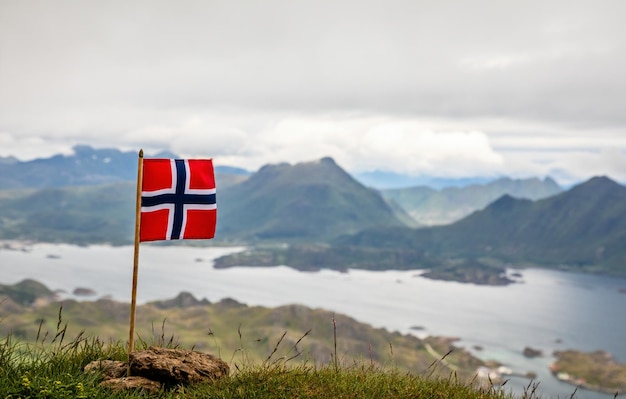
[129, 149, 144, 358]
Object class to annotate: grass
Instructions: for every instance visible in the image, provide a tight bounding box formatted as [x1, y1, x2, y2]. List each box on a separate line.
[0, 297, 489, 379]
[0, 306, 551, 399]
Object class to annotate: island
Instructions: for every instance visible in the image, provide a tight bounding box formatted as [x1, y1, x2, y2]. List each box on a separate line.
[215, 247, 518, 286]
[419, 260, 516, 286]
[551, 350, 626, 394]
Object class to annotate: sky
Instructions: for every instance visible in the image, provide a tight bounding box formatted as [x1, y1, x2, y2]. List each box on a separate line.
[1, 0, 625, 186]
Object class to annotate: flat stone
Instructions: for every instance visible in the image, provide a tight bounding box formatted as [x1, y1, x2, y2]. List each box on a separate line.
[99, 376, 161, 393]
[129, 346, 229, 385]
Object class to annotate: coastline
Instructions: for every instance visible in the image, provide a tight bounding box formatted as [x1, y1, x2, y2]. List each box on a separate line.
[550, 350, 626, 396]
[2, 243, 626, 398]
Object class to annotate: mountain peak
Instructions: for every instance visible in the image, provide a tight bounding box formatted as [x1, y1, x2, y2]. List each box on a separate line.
[484, 194, 533, 213]
[217, 156, 403, 241]
[585, 175, 619, 186]
[569, 176, 622, 195]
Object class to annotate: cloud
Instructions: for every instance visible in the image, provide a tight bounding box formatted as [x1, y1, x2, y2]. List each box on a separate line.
[357, 124, 504, 176]
[0, 0, 625, 184]
[203, 116, 505, 178]
[548, 149, 626, 185]
[0, 133, 74, 160]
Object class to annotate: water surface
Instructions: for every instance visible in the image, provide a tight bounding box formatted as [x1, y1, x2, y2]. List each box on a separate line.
[1, 243, 625, 398]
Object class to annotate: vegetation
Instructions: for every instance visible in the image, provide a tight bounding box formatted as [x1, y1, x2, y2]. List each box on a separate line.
[0, 279, 56, 306]
[1, 147, 626, 278]
[551, 350, 626, 394]
[214, 246, 516, 285]
[0, 335, 531, 399]
[0, 301, 541, 399]
[0, 183, 136, 245]
[0, 291, 484, 379]
[213, 243, 439, 272]
[419, 260, 514, 286]
[216, 157, 404, 242]
[337, 177, 626, 277]
[381, 177, 562, 226]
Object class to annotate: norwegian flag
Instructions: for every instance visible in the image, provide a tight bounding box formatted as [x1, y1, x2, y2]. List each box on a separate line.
[140, 158, 217, 242]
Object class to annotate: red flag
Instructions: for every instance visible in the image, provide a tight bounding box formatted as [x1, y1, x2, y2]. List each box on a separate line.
[140, 158, 217, 242]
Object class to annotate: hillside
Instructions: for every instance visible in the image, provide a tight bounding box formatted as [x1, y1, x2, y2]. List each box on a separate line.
[0, 280, 486, 380]
[337, 176, 626, 275]
[216, 157, 405, 242]
[0, 150, 402, 245]
[1, 147, 624, 277]
[382, 177, 562, 225]
[0, 182, 136, 245]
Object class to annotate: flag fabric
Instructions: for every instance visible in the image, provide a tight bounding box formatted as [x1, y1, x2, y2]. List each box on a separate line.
[140, 158, 217, 242]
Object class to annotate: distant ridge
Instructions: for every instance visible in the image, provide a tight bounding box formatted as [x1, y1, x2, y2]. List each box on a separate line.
[338, 176, 626, 275]
[382, 176, 562, 225]
[217, 157, 405, 242]
[355, 170, 493, 190]
[0, 145, 249, 189]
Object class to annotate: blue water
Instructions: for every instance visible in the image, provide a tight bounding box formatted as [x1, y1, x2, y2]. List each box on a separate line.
[1, 243, 625, 398]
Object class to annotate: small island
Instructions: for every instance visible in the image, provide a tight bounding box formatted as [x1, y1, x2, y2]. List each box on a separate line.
[419, 260, 515, 286]
[551, 350, 626, 394]
[523, 346, 543, 358]
[215, 247, 518, 286]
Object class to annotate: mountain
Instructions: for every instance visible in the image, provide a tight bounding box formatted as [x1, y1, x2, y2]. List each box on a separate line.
[0, 145, 250, 189]
[216, 157, 405, 242]
[0, 156, 403, 245]
[0, 145, 139, 188]
[337, 176, 626, 275]
[0, 279, 56, 307]
[381, 177, 562, 225]
[0, 182, 136, 245]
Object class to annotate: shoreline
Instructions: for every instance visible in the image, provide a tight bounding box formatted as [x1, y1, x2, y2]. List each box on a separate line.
[550, 350, 626, 396]
[2, 243, 626, 399]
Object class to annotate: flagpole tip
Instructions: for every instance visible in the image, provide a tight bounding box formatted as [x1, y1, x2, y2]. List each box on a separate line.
[138, 149, 144, 158]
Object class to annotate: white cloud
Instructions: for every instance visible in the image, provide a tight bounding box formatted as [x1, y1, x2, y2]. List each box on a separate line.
[1, 0, 625, 185]
[203, 116, 505, 178]
[0, 133, 74, 160]
[357, 124, 504, 176]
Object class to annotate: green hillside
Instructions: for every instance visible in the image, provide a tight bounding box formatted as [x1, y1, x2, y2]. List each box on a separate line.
[382, 177, 562, 225]
[0, 183, 136, 245]
[0, 280, 533, 399]
[337, 176, 626, 275]
[216, 157, 405, 242]
[0, 281, 485, 381]
[0, 157, 404, 245]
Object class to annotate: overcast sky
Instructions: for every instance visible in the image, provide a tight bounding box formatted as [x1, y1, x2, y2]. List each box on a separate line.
[1, 0, 625, 185]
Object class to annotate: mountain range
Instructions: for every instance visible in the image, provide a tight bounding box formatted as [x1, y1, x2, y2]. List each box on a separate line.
[382, 177, 562, 225]
[216, 157, 404, 242]
[0, 145, 624, 276]
[0, 145, 249, 189]
[337, 176, 626, 275]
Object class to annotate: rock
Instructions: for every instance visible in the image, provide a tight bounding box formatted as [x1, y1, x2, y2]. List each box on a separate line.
[84, 360, 127, 379]
[151, 292, 210, 309]
[100, 376, 161, 393]
[215, 297, 247, 309]
[73, 287, 97, 296]
[129, 346, 229, 385]
[523, 346, 543, 358]
[88, 347, 229, 393]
